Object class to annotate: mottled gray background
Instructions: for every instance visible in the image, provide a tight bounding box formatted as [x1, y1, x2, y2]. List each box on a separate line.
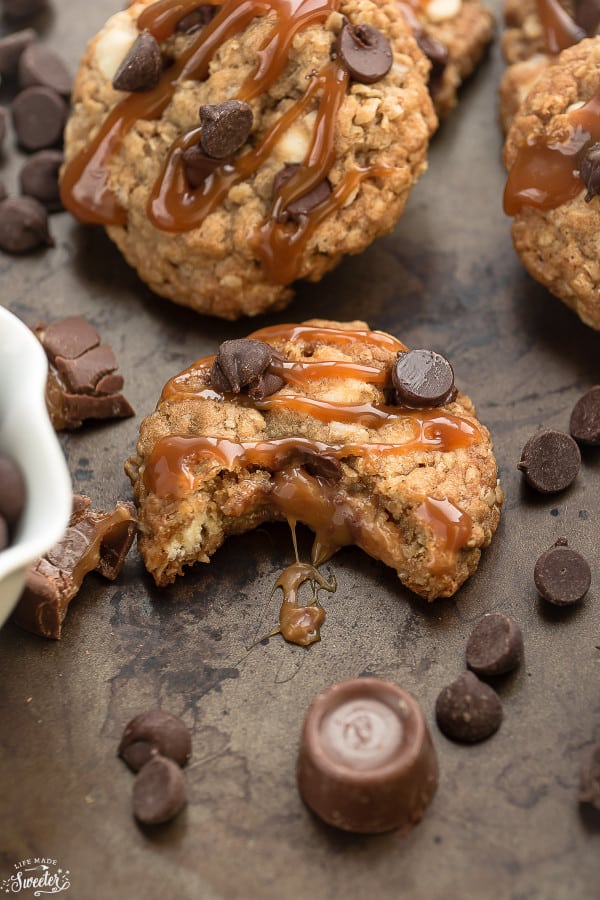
[0, 1, 598, 898]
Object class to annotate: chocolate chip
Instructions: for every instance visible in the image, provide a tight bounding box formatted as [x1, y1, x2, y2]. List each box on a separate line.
[0, 515, 8, 552]
[0, 453, 25, 526]
[575, 0, 600, 35]
[466, 613, 524, 677]
[19, 149, 64, 210]
[272, 164, 332, 224]
[580, 142, 600, 203]
[392, 349, 456, 408]
[176, 4, 218, 34]
[210, 339, 283, 397]
[3, 0, 48, 19]
[132, 755, 187, 826]
[199, 100, 253, 159]
[112, 31, 163, 93]
[435, 671, 503, 743]
[517, 429, 581, 493]
[415, 31, 448, 89]
[0, 28, 36, 77]
[570, 385, 600, 445]
[579, 743, 600, 811]
[181, 144, 220, 189]
[0, 196, 54, 253]
[336, 21, 393, 84]
[534, 537, 591, 606]
[119, 709, 192, 772]
[18, 44, 72, 96]
[297, 451, 342, 484]
[12, 85, 68, 151]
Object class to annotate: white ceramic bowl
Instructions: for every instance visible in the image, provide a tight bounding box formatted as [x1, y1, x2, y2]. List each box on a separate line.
[0, 306, 72, 628]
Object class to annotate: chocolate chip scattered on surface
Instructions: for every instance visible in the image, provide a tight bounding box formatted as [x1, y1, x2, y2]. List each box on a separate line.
[570, 386, 600, 445]
[19, 149, 64, 209]
[466, 613, 524, 677]
[534, 537, 591, 606]
[0, 27, 36, 77]
[18, 42, 72, 96]
[119, 710, 192, 773]
[112, 30, 163, 93]
[392, 349, 456, 408]
[435, 671, 503, 743]
[517, 429, 581, 493]
[0, 196, 54, 253]
[12, 84, 68, 151]
[175, 5, 218, 34]
[132, 755, 188, 826]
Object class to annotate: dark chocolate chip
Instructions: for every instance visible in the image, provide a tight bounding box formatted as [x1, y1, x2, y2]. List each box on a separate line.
[466, 613, 524, 677]
[199, 100, 253, 159]
[0, 196, 54, 253]
[132, 755, 187, 826]
[0, 28, 36, 77]
[435, 671, 502, 743]
[19, 149, 64, 210]
[517, 429, 581, 493]
[579, 743, 600, 811]
[176, 4, 218, 33]
[18, 44, 72, 96]
[272, 163, 332, 224]
[297, 451, 342, 484]
[570, 385, 600, 445]
[580, 142, 600, 203]
[210, 338, 283, 396]
[38, 315, 100, 362]
[119, 709, 192, 773]
[112, 31, 163, 93]
[534, 537, 591, 606]
[415, 31, 448, 88]
[575, 0, 600, 35]
[336, 21, 393, 84]
[392, 349, 456, 408]
[12, 85, 68, 151]
[181, 144, 220, 189]
[0, 515, 8, 551]
[0, 454, 26, 526]
[3, 0, 48, 19]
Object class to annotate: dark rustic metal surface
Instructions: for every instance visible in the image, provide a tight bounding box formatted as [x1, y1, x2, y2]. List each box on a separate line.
[1, 2, 599, 898]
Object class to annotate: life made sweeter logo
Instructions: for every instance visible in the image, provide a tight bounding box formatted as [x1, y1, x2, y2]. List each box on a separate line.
[1, 859, 70, 896]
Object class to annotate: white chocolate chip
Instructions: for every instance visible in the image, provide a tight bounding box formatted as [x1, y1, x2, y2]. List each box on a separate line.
[274, 111, 317, 164]
[426, 0, 461, 23]
[95, 14, 139, 82]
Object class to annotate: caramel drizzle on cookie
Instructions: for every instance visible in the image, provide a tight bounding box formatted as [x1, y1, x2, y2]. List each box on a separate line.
[504, 85, 600, 215]
[61, 0, 399, 283]
[535, 0, 587, 55]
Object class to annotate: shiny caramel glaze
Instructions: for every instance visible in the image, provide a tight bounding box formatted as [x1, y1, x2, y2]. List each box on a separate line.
[61, 0, 403, 284]
[504, 85, 600, 215]
[536, 0, 586, 55]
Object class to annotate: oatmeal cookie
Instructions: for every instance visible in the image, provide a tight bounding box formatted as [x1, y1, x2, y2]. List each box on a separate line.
[503, 37, 600, 329]
[61, 0, 436, 320]
[125, 320, 503, 601]
[398, 0, 495, 118]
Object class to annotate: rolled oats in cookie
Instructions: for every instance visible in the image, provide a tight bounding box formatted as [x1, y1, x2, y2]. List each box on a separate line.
[125, 319, 503, 644]
[503, 37, 600, 330]
[60, 0, 437, 320]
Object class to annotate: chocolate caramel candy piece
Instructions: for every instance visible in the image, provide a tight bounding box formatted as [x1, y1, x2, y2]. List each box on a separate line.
[132, 755, 187, 826]
[20, 150, 64, 210]
[3, 0, 48, 19]
[336, 22, 392, 85]
[175, 4, 218, 34]
[119, 710, 192, 772]
[570, 386, 600, 445]
[112, 31, 163, 93]
[392, 349, 455, 408]
[466, 613, 524, 677]
[534, 537, 591, 606]
[0, 196, 54, 253]
[12, 85, 68, 151]
[0, 28, 36, 77]
[18, 44, 72, 96]
[579, 743, 600, 811]
[297, 678, 438, 834]
[0, 453, 26, 526]
[272, 164, 332, 224]
[518, 429, 580, 493]
[435, 671, 502, 743]
[11, 496, 137, 639]
[210, 338, 284, 399]
[199, 100, 253, 159]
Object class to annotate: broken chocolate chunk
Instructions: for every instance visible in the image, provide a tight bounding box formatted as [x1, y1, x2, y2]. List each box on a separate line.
[0, 28, 36, 77]
[0, 196, 54, 253]
[35, 316, 135, 430]
[119, 709, 192, 772]
[518, 429, 580, 493]
[19, 150, 64, 210]
[392, 349, 456, 408]
[181, 144, 220, 189]
[210, 338, 284, 398]
[336, 21, 392, 85]
[18, 43, 72, 96]
[272, 164, 332, 224]
[570, 385, 600, 445]
[199, 100, 253, 159]
[12, 85, 68, 151]
[580, 143, 600, 203]
[175, 4, 218, 33]
[112, 31, 163, 93]
[11, 495, 137, 639]
[534, 537, 591, 606]
[132, 755, 187, 825]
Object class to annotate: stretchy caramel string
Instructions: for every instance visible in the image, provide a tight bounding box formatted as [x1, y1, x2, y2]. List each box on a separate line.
[61, 0, 402, 283]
